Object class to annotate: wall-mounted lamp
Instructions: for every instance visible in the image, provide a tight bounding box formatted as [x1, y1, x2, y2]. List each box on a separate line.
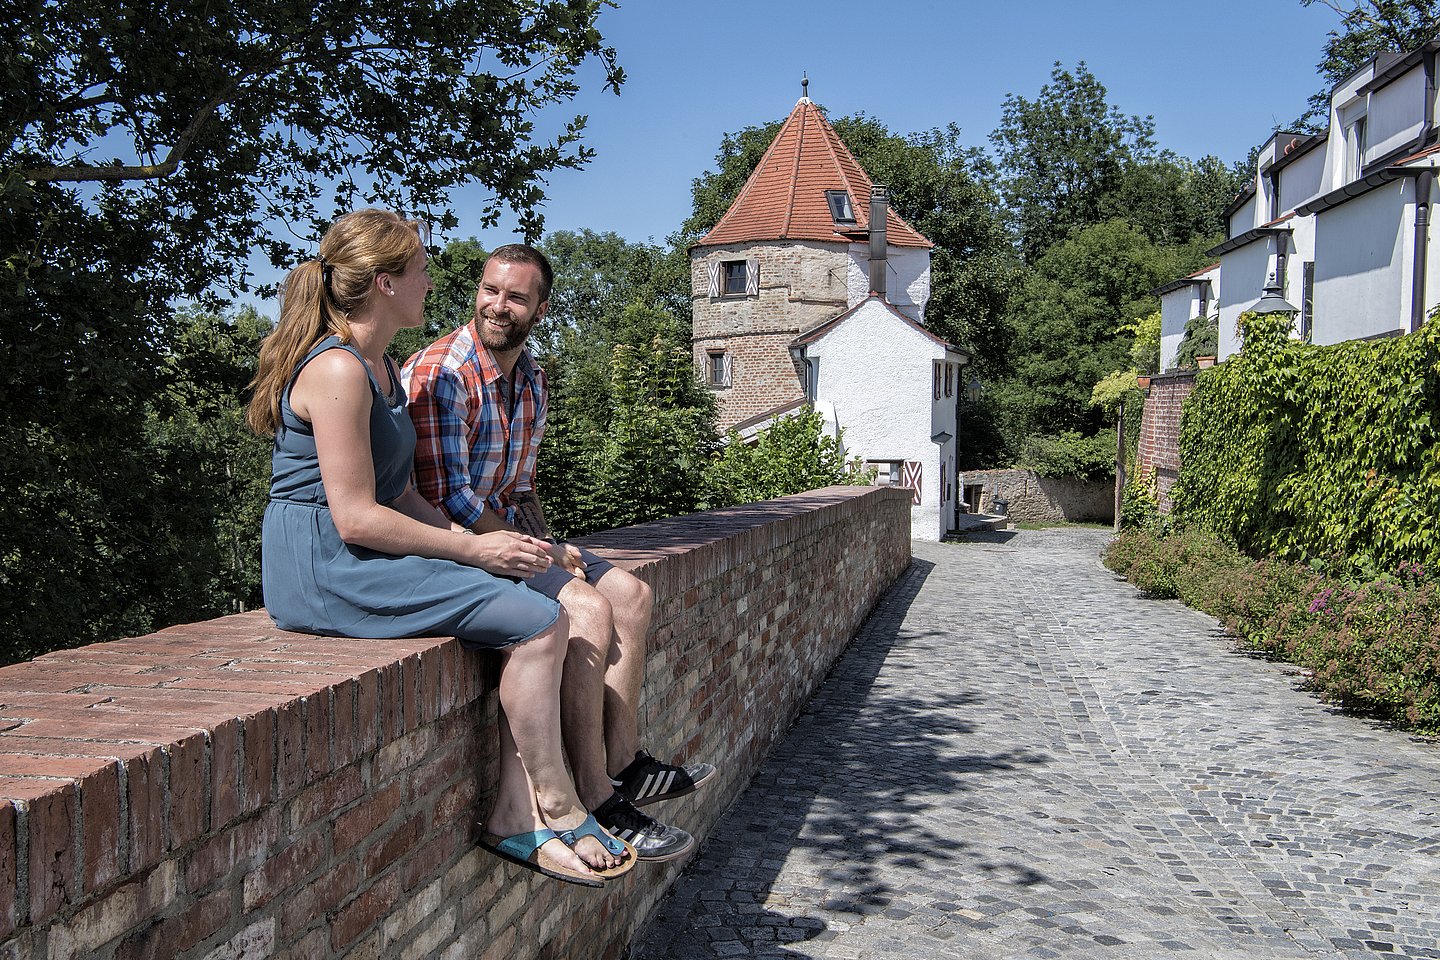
[964, 377, 983, 404]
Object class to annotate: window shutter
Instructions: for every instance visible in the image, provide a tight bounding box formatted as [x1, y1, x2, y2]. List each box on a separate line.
[722, 352, 733, 387]
[745, 258, 759, 296]
[707, 261, 721, 298]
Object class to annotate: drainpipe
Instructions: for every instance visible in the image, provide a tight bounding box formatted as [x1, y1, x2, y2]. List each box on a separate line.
[868, 185, 888, 301]
[1414, 52, 1436, 333]
[1413, 168, 1433, 332]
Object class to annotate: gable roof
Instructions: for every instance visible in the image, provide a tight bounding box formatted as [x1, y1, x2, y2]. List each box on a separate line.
[698, 97, 932, 249]
[791, 295, 965, 358]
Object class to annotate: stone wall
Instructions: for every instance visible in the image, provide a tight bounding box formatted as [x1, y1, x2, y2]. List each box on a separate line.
[963, 468, 1115, 524]
[1137, 371, 1199, 513]
[0, 486, 913, 960]
[691, 241, 850, 431]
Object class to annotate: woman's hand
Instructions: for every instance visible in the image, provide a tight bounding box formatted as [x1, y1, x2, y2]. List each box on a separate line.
[466, 530, 554, 578]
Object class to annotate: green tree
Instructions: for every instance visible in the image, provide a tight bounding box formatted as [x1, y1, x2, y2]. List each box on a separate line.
[996, 221, 1208, 451]
[574, 307, 717, 533]
[1, 1, 621, 657]
[708, 409, 869, 506]
[1301, 0, 1440, 123]
[990, 62, 1157, 263]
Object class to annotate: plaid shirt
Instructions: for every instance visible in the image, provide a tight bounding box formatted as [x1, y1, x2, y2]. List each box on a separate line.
[401, 322, 547, 529]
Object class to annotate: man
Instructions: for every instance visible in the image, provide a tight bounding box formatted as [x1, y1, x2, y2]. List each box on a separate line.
[403, 244, 714, 862]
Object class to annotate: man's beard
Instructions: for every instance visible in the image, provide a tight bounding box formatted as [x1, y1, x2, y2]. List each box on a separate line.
[475, 306, 532, 352]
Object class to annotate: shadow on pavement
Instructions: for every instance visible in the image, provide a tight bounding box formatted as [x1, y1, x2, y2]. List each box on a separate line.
[630, 556, 1050, 958]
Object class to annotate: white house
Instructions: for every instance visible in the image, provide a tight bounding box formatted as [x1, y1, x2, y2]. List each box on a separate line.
[1156, 262, 1219, 371]
[690, 89, 970, 540]
[1154, 41, 1440, 365]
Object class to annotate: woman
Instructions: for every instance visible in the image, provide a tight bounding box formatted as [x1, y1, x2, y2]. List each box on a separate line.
[247, 209, 630, 886]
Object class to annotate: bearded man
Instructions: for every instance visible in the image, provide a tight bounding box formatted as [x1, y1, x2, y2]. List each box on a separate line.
[403, 244, 713, 862]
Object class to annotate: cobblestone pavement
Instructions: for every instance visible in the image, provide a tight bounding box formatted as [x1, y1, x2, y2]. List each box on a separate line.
[628, 529, 1440, 959]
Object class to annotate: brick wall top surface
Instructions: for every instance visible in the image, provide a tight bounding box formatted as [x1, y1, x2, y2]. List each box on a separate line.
[0, 483, 902, 790]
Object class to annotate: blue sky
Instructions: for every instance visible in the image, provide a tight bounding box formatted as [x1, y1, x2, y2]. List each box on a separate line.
[449, 0, 1347, 250]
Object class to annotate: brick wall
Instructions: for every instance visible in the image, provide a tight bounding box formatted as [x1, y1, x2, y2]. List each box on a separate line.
[1136, 371, 1198, 513]
[0, 486, 912, 960]
[691, 241, 850, 432]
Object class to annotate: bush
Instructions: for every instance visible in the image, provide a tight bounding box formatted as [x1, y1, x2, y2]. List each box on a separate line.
[1103, 527, 1440, 733]
[1172, 315, 1440, 575]
[1018, 429, 1116, 481]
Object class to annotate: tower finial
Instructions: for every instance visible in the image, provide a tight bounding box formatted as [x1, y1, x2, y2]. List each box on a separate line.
[801, 73, 809, 101]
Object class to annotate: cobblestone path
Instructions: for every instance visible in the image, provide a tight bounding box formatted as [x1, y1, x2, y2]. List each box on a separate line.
[629, 529, 1440, 959]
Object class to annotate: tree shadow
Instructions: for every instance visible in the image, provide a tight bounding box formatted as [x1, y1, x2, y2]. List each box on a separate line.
[629, 557, 1051, 959]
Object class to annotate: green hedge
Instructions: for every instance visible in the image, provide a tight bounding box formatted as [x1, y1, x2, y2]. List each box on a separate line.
[1105, 528, 1440, 733]
[1172, 315, 1440, 578]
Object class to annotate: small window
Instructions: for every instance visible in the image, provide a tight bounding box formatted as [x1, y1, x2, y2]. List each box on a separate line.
[944, 364, 954, 398]
[933, 363, 941, 400]
[1301, 261, 1315, 341]
[723, 261, 747, 296]
[706, 350, 731, 388]
[826, 190, 855, 223]
[868, 460, 906, 487]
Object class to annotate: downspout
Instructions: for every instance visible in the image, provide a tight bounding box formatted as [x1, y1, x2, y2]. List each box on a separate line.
[1412, 51, 1435, 332]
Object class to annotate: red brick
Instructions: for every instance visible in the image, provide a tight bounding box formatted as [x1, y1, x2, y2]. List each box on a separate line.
[362, 811, 423, 878]
[243, 829, 324, 911]
[168, 732, 208, 849]
[80, 762, 122, 893]
[280, 859, 360, 938]
[304, 691, 330, 783]
[331, 679, 358, 769]
[186, 808, 280, 891]
[434, 777, 479, 825]
[356, 669, 380, 756]
[126, 749, 165, 872]
[0, 802, 16, 937]
[330, 873, 400, 948]
[27, 781, 77, 922]
[275, 700, 304, 799]
[400, 654, 420, 733]
[240, 709, 274, 814]
[291, 766, 364, 834]
[378, 663, 402, 744]
[400, 829, 459, 891]
[333, 782, 400, 852]
[115, 888, 229, 960]
[210, 718, 240, 830]
[0, 754, 111, 778]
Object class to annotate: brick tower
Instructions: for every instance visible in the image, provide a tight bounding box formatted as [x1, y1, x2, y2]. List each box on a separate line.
[690, 90, 932, 433]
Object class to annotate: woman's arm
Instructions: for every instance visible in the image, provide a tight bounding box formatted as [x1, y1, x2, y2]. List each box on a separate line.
[291, 349, 553, 578]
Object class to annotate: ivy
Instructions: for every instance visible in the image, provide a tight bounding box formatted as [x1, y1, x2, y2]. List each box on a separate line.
[1172, 315, 1440, 577]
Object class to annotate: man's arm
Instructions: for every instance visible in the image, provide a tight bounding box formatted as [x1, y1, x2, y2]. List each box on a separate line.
[405, 363, 490, 529]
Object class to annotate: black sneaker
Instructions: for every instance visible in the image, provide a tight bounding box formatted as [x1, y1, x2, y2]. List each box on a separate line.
[612, 749, 717, 807]
[593, 792, 695, 862]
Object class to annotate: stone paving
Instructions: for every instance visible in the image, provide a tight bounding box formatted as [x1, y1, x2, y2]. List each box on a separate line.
[628, 528, 1440, 959]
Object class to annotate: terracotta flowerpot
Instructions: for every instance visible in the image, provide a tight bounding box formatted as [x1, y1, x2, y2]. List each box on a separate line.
[1196, 355, 1216, 368]
[1136, 375, 1151, 389]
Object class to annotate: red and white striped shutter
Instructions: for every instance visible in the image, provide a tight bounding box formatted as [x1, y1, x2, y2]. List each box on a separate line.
[722, 352, 733, 386]
[745, 259, 759, 296]
[707, 261, 721, 298]
[904, 460, 922, 505]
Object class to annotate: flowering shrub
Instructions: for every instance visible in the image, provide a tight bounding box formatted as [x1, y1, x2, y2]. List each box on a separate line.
[1104, 528, 1440, 733]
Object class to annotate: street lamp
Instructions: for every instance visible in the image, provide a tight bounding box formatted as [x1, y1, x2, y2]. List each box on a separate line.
[1251, 275, 1299, 316]
[964, 377, 983, 403]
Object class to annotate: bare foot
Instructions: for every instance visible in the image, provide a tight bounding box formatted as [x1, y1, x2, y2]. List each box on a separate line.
[484, 807, 596, 878]
[545, 808, 626, 871]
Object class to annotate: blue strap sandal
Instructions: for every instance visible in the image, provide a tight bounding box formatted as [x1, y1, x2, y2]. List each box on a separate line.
[479, 827, 604, 888]
[556, 813, 637, 880]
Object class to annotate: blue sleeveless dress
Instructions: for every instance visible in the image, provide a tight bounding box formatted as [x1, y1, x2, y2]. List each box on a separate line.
[261, 336, 560, 648]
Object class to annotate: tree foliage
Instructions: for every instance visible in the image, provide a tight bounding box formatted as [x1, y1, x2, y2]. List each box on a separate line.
[1302, 0, 1440, 123]
[708, 410, 870, 506]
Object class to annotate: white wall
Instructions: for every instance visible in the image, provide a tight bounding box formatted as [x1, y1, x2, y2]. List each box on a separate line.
[1312, 178, 1412, 343]
[804, 300, 955, 540]
[846, 245, 930, 320]
[1369, 66, 1426, 161]
[1229, 194, 1259, 235]
[1159, 287, 1192, 373]
[1278, 146, 1326, 213]
[1217, 241, 1273, 359]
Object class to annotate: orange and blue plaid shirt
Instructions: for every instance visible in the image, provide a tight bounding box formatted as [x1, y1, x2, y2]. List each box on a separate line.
[401, 322, 547, 529]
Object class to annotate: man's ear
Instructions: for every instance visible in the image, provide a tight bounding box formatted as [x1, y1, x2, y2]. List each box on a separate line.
[534, 299, 549, 322]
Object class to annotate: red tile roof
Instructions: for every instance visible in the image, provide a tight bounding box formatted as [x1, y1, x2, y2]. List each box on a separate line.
[1398, 141, 1440, 165]
[698, 98, 932, 249]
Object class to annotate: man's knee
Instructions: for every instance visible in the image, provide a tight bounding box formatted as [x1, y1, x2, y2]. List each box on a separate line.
[559, 579, 615, 631]
[600, 569, 652, 620]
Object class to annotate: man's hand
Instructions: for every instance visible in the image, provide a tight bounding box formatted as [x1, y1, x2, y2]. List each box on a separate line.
[551, 541, 585, 580]
[466, 530, 554, 579]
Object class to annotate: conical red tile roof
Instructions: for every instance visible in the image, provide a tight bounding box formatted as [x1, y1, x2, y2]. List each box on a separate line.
[698, 98, 932, 249]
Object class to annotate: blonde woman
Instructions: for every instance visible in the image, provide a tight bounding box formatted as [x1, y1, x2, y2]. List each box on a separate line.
[248, 209, 631, 886]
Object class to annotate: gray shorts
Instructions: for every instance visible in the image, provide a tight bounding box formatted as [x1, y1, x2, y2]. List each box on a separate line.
[523, 543, 615, 600]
